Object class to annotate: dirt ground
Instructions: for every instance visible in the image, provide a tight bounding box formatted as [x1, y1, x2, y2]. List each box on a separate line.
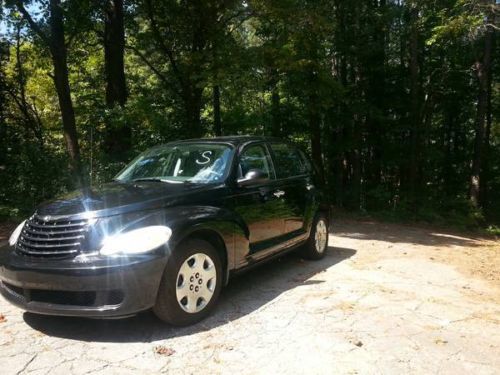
[0, 222, 15, 243]
[0, 219, 499, 374]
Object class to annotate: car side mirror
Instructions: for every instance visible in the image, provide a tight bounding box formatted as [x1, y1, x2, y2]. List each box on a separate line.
[237, 169, 269, 187]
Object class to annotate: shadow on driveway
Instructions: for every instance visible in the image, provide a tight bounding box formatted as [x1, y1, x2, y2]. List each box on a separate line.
[23, 246, 355, 343]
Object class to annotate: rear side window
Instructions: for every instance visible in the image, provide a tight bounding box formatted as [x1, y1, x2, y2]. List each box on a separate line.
[238, 144, 273, 179]
[270, 143, 307, 179]
[298, 150, 313, 173]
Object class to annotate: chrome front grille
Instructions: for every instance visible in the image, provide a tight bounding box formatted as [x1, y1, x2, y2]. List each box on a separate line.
[16, 216, 89, 257]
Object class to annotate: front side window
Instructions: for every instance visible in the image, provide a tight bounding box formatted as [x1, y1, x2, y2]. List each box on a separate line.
[270, 143, 307, 179]
[238, 144, 273, 179]
[116, 143, 233, 184]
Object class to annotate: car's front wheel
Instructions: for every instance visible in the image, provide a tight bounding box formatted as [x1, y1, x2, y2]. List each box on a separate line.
[153, 239, 222, 326]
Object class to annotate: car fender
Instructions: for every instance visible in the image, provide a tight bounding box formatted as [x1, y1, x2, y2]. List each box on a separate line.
[163, 206, 249, 277]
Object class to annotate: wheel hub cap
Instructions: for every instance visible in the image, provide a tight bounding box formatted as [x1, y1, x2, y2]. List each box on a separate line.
[176, 253, 217, 314]
[315, 220, 328, 253]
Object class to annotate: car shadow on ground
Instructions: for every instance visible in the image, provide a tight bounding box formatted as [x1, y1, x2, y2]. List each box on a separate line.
[23, 245, 355, 343]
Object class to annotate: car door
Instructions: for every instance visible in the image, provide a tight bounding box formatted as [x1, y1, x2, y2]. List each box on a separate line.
[232, 142, 287, 260]
[268, 142, 313, 241]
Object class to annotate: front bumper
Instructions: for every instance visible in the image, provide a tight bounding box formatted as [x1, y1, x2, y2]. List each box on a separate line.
[0, 246, 167, 318]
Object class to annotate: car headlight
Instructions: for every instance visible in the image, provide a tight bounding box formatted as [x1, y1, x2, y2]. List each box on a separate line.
[9, 220, 26, 246]
[100, 225, 172, 256]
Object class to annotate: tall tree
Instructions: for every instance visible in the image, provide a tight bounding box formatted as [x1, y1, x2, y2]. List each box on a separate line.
[136, 0, 215, 137]
[213, 84, 222, 136]
[15, 0, 82, 183]
[469, 0, 496, 207]
[408, 0, 421, 210]
[103, 0, 130, 157]
[9, 22, 44, 145]
[0, 40, 8, 173]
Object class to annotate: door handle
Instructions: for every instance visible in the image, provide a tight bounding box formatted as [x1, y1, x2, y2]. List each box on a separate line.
[258, 187, 272, 202]
[273, 190, 285, 198]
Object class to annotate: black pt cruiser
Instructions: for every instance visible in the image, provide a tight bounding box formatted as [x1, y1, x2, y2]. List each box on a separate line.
[0, 136, 329, 326]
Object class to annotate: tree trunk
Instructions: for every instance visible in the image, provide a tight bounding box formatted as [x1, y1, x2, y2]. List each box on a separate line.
[16, 0, 82, 182]
[103, 0, 130, 157]
[469, 4, 494, 208]
[271, 86, 281, 137]
[408, 3, 420, 211]
[351, 113, 362, 210]
[366, 0, 386, 194]
[213, 84, 222, 136]
[184, 87, 204, 138]
[309, 93, 325, 185]
[49, 0, 82, 184]
[443, 108, 455, 197]
[306, 32, 325, 185]
[334, 120, 346, 208]
[14, 25, 44, 146]
[332, 0, 347, 208]
[347, 41, 362, 210]
[0, 43, 7, 148]
[480, 32, 495, 207]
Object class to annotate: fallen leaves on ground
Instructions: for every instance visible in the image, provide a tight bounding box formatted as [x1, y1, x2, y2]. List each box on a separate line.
[154, 345, 176, 356]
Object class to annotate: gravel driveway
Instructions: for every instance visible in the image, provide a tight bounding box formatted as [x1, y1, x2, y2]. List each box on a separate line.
[1, 220, 499, 374]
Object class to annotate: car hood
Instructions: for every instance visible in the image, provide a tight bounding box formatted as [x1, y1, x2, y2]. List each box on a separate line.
[35, 181, 223, 219]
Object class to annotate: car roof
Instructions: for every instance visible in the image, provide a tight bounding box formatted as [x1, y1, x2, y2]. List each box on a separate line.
[168, 135, 284, 147]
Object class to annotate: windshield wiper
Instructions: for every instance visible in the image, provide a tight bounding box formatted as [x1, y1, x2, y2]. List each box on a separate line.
[131, 178, 203, 184]
[131, 178, 171, 183]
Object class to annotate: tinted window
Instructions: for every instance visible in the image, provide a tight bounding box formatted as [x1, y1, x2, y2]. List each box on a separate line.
[298, 150, 313, 173]
[270, 143, 306, 179]
[238, 144, 273, 179]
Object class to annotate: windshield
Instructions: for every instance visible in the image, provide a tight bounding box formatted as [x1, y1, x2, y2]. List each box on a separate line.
[115, 143, 233, 184]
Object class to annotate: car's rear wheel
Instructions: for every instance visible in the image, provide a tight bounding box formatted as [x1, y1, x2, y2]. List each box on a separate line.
[300, 214, 329, 260]
[153, 239, 222, 326]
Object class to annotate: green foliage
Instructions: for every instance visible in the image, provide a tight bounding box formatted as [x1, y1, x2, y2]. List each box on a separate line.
[486, 225, 500, 236]
[0, 0, 498, 228]
[426, 0, 485, 46]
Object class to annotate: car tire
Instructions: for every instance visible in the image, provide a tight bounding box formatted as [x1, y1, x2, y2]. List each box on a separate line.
[153, 238, 223, 326]
[300, 213, 329, 260]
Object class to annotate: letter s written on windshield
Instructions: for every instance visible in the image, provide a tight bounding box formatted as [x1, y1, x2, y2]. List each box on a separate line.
[196, 151, 212, 165]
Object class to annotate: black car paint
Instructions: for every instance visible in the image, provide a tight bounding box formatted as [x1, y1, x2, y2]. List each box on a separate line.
[0, 136, 329, 318]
